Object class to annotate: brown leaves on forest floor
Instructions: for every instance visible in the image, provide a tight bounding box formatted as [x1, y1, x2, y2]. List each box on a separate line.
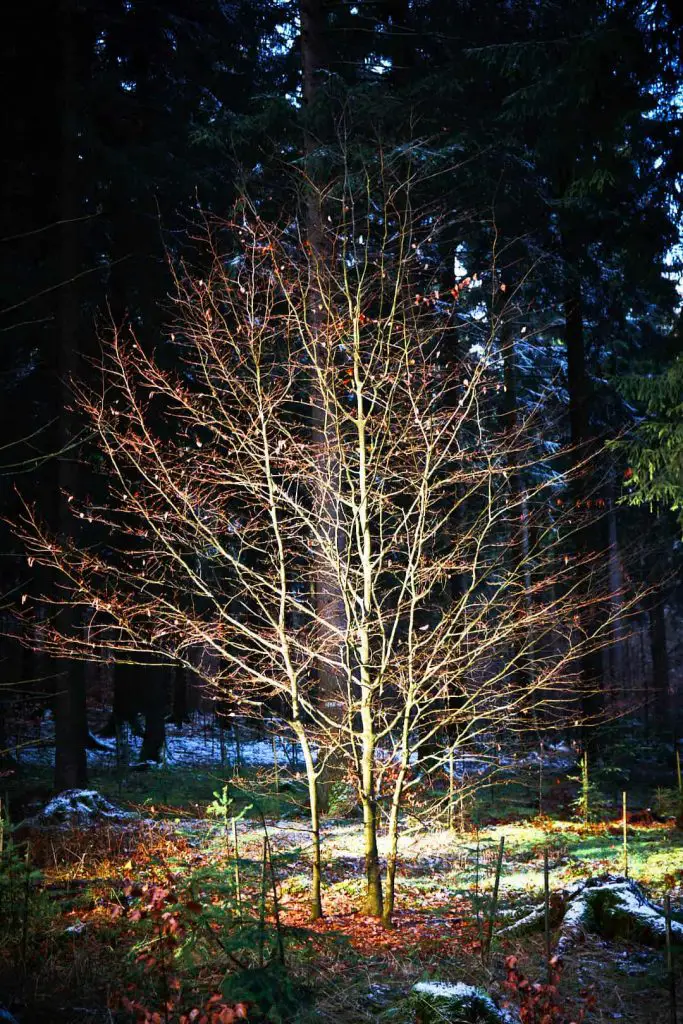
[281, 893, 479, 960]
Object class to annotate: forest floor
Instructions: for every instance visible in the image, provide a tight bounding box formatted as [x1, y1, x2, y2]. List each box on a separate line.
[1, 733, 683, 1023]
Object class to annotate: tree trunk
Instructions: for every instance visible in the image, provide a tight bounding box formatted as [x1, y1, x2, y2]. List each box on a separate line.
[54, 664, 88, 789]
[606, 488, 626, 696]
[139, 670, 167, 763]
[383, 762, 408, 926]
[360, 710, 383, 917]
[562, 231, 604, 738]
[170, 664, 190, 727]
[648, 598, 670, 733]
[53, 0, 88, 791]
[294, 721, 323, 920]
[300, 0, 345, 814]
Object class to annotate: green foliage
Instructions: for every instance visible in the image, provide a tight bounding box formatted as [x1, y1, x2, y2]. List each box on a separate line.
[615, 355, 683, 527]
[569, 754, 626, 823]
[327, 782, 359, 818]
[222, 964, 310, 1024]
[0, 807, 55, 962]
[207, 784, 252, 833]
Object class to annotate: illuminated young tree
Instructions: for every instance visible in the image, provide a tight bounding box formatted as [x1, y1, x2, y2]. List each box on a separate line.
[17, 181, 632, 924]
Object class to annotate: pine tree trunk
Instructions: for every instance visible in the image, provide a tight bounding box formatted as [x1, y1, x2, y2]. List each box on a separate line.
[648, 598, 670, 733]
[54, 0, 88, 792]
[606, 489, 626, 695]
[562, 231, 604, 737]
[140, 670, 167, 763]
[171, 665, 189, 727]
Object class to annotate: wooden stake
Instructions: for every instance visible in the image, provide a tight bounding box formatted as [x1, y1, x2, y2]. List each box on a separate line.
[272, 735, 280, 797]
[677, 749, 682, 795]
[622, 791, 628, 878]
[231, 817, 242, 920]
[665, 894, 677, 1024]
[485, 835, 505, 962]
[544, 845, 551, 980]
[258, 836, 268, 968]
[448, 745, 455, 831]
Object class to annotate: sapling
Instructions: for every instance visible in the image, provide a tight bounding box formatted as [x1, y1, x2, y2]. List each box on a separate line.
[581, 751, 589, 824]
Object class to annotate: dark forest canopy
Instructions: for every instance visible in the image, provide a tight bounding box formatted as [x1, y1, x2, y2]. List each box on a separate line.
[0, 0, 682, 824]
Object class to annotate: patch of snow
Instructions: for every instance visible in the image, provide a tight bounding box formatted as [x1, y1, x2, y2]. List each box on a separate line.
[412, 981, 517, 1022]
[29, 789, 133, 828]
[65, 920, 87, 935]
[414, 982, 485, 1000]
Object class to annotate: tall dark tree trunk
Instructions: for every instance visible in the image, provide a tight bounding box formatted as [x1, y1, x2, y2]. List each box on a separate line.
[170, 665, 190, 727]
[140, 671, 167, 763]
[54, 0, 88, 791]
[297, 0, 343, 921]
[100, 663, 144, 738]
[648, 598, 670, 734]
[562, 231, 604, 740]
[606, 487, 626, 696]
[386, 0, 414, 88]
[300, 0, 346, 816]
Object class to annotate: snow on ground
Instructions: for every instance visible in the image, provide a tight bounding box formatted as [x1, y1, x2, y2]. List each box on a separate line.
[7, 712, 305, 771]
[412, 981, 517, 1023]
[6, 710, 576, 776]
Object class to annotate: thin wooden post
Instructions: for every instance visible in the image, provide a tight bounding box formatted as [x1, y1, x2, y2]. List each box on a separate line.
[264, 831, 285, 965]
[231, 817, 242, 920]
[485, 835, 505, 962]
[272, 735, 280, 798]
[676, 749, 682, 795]
[234, 720, 241, 776]
[544, 845, 551, 981]
[258, 836, 268, 967]
[21, 841, 30, 963]
[448, 745, 455, 831]
[622, 791, 628, 878]
[665, 894, 677, 1024]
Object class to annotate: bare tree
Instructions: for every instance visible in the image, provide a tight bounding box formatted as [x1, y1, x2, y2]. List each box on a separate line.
[16, 178, 634, 923]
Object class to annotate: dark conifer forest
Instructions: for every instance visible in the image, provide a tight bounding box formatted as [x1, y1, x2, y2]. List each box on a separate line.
[1, 3, 682, 1022]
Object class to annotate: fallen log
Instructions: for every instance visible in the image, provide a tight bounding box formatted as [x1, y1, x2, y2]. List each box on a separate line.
[499, 874, 683, 953]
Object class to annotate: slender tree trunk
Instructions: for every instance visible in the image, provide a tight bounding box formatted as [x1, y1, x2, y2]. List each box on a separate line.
[383, 762, 408, 926]
[360, 705, 383, 917]
[293, 721, 323, 920]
